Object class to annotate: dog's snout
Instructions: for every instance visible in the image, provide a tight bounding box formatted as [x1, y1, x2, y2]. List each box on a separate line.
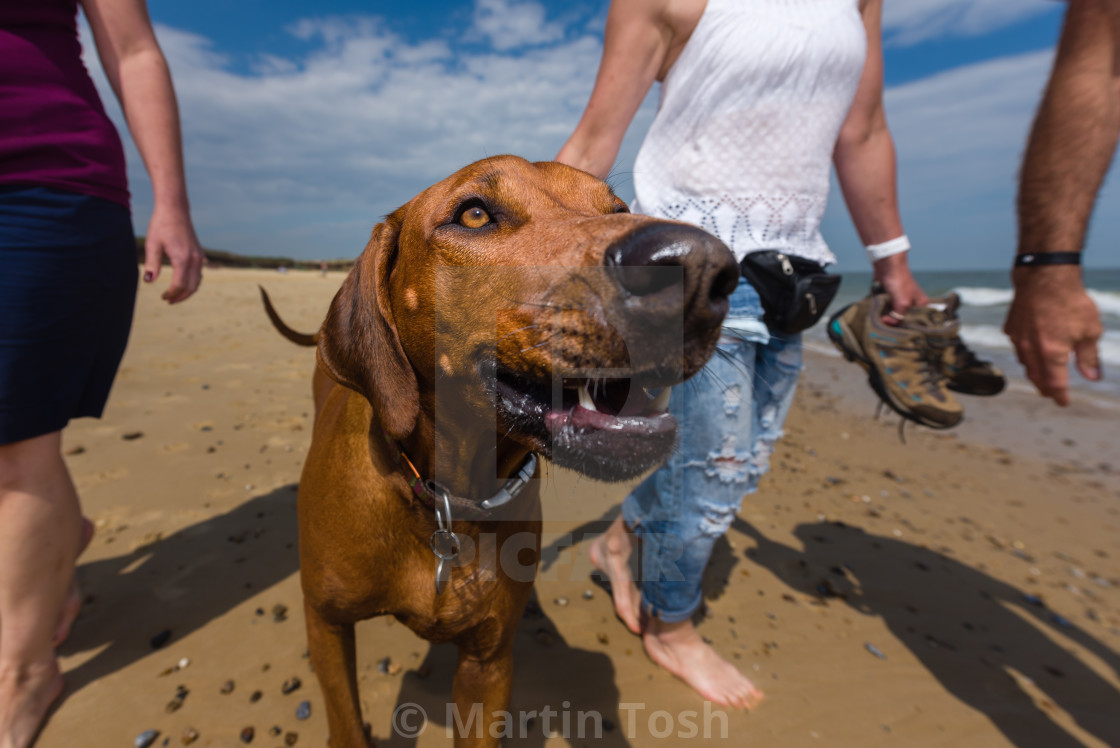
[605, 222, 738, 325]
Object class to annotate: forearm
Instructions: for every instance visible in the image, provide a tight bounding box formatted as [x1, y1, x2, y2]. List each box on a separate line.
[1018, 0, 1120, 257]
[556, 0, 667, 180]
[833, 116, 904, 247]
[834, 101, 926, 309]
[116, 47, 190, 213]
[556, 122, 626, 180]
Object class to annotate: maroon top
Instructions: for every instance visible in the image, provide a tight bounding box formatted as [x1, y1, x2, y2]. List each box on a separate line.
[0, 0, 129, 206]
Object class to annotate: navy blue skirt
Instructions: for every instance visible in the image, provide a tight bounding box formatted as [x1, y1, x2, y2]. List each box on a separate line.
[0, 186, 137, 445]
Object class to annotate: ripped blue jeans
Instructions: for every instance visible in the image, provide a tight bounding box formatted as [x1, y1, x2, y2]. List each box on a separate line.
[621, 281, 803, 622]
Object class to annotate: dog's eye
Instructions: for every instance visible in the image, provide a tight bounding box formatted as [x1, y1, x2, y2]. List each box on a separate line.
[459, 205, 491, 229]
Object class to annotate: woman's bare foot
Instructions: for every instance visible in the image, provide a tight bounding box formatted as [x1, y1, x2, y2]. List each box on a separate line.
[0, 659, 63, 748]
[642, 617, 763, 709]
[52, 518, 94, 647]
[588, 516, 642, 634]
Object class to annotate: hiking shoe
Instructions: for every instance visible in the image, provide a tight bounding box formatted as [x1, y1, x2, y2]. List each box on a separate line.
[925, 293, 1006, 396]
[828, 294, 963, 429]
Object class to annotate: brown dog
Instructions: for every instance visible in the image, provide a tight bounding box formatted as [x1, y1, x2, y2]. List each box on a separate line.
[262, 155, 737, 747]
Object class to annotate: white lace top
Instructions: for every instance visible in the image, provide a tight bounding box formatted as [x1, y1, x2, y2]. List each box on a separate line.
[632, 0, 867, 265]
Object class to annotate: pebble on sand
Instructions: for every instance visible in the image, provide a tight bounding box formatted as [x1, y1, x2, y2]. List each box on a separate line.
[296, 700, 312, 720]
[864, 642, 887, 660]
[220, 679, 235, 694]
[377, 657, 402, 676]
[240, 726, 255, 743]
[180, 727, 199, 745]
[134, 730, 159, 748]
[282, 677, 302, 694]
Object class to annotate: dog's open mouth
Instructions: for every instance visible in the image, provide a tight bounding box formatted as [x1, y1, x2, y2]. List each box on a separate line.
[493, 366, 679, 482]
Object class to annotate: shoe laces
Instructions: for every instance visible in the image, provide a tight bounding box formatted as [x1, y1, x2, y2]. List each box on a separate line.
[879, 338, 944, 392]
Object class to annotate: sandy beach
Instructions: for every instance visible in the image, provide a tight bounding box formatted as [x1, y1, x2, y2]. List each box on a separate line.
[39, 267, 1120, 747]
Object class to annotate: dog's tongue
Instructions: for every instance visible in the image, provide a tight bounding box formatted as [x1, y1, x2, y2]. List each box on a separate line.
[547, 406, 676, 436]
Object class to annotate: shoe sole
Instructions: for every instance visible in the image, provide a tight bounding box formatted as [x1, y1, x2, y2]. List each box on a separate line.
[946, 379, 1006, 397]
[828, 308, 961, 430]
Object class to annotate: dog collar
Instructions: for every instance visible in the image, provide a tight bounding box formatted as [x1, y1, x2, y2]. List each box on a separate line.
[382, 432, 538, 520]
[381, 433, 537, 595]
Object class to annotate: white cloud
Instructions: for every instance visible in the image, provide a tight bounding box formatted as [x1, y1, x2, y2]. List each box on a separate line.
[882, 0, 1057, 46]
[80, 3, 649, 259]
[82, 0, 1115, 270]
[470, 0, 566, 51]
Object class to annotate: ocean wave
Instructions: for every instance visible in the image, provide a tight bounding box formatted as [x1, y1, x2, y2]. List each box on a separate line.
[952, 287, 1012, 307]
[953, 286, 1120, 319]
[959, 324, 1120, 366]
[1089, 289, 1120, 318]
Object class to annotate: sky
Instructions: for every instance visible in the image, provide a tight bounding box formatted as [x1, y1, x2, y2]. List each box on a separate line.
[80, 0, 1119, 270]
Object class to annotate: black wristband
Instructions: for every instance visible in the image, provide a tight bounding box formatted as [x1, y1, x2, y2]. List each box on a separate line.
[1014, 252, 1082, 267]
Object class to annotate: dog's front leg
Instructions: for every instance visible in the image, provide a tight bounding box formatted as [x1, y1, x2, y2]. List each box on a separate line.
[305, 600, 372, 747]
[448, 645, 515, 748]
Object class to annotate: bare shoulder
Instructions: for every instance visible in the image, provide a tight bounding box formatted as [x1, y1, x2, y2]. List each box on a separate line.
[658, 0, 708, 79]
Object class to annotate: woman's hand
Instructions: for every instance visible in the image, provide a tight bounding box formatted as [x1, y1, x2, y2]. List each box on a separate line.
[142, 204, 203, 303]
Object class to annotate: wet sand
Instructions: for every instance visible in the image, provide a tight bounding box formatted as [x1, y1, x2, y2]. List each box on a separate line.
[39, 268, 1120, 747]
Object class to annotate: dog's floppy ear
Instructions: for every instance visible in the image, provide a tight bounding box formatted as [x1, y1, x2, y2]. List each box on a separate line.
[317, 208, 419, 440]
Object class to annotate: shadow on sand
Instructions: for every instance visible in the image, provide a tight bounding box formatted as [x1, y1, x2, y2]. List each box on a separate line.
[62, 491, 630, 746]
[379, 592, 632, 747]
[541, 508, 1120, 747]
[60, 485, 301, 693]
[735, 518, 1120, 748]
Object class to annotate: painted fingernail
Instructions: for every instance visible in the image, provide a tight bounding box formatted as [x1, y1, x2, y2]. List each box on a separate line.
[143, 271, 153, 282]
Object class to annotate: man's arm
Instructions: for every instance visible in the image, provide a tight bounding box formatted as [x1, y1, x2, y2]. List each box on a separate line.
[82, 0, 203, 303]
[555, 0, 675, 179]
[833, 0, 927, 321]
[1005, 0, 1119, 405]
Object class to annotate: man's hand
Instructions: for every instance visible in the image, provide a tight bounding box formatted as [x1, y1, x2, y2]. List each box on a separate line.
[872, 253, 928, 324]
[1004, 265, 1102, 406]
[142, 205, 204, 304]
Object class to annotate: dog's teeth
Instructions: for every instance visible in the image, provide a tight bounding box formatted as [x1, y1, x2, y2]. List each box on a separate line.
[649, 387, 671, 412]
[577, 384, 598, 412]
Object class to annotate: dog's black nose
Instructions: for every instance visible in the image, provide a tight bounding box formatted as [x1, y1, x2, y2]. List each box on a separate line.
[605, 222, 739, 328]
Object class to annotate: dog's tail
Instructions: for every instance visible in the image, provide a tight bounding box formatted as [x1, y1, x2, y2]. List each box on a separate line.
[259, 286, 318, 347]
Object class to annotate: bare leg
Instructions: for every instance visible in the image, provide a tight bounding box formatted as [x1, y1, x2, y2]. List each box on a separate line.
[0, 432, 83, 748]
[588, 516, 642, 634]
[52, 518, 93, 648]
[642, 617, 764, 710]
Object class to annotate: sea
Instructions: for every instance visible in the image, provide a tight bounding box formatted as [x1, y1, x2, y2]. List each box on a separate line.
[803, 268, 1120, 400]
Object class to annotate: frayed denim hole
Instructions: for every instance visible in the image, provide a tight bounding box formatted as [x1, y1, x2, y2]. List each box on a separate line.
[686, 434, 752, 484]
[748, 434, 779, 478]
[759, 400, 780, 432]
[721, 384, 742, 415]
[697, 499, 737, 537]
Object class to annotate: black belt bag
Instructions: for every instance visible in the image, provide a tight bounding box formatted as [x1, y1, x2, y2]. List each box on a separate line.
[739, 250, 842, 335]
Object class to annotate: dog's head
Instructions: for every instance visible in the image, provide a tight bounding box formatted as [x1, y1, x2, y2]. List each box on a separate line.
[318, 155, 738, 481]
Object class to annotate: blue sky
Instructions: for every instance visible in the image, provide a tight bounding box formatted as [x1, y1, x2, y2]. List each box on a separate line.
[85, 0, 1118, 270]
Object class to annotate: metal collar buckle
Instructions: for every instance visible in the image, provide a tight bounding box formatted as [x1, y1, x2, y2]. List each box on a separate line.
[429, 487, 460, 596]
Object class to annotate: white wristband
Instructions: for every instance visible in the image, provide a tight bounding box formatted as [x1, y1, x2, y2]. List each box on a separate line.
[865, 235, 911, 263]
